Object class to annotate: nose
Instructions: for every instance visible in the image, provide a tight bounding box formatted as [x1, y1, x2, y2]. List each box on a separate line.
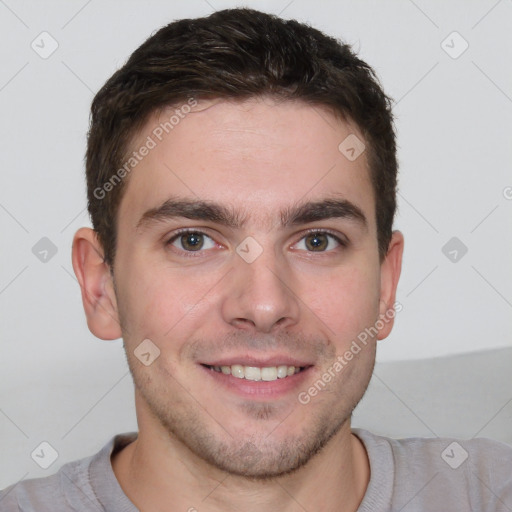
[221, 246, 301, 333]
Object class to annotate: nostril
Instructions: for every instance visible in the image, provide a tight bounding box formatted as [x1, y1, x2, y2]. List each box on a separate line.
[231, 318, 256, 328]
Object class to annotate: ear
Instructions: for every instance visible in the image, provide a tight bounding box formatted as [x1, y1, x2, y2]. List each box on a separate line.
[377, 230, 404, 340]
[71, 227, 122, 340]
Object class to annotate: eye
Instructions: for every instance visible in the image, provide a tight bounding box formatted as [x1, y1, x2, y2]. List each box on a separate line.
[165, 228, 346, 256]
[166, 229, 216, 253]
[294, 231, 346, 252]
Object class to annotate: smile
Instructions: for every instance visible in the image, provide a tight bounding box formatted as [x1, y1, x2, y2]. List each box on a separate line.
[204, 364, 305, 381]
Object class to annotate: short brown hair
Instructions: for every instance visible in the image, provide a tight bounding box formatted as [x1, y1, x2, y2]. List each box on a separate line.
[86, 7, 397, 268]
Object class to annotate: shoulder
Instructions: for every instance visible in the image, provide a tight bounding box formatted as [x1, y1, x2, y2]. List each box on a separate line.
[397, 434, 512, 509]
[384, 432, 512, 473]
[0, 467, 73, 511]
[354, 428, 512, 511]
[355, 427, 512, 470]
[0, 432, 137, 512]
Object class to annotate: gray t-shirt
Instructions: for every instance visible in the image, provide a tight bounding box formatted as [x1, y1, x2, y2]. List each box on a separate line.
[1, 428, 511, 511]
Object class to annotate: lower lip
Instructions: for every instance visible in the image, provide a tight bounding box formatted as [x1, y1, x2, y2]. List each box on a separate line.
[200, 365, 313, 400]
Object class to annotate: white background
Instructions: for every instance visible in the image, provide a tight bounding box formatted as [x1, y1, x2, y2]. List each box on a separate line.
[1, 0, 511, 490]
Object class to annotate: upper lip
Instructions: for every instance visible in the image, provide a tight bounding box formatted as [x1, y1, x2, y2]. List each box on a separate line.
[200, 355, 313, 367]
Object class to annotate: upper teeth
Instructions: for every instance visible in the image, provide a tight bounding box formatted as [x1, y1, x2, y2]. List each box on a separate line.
[209, 364, 301, 381]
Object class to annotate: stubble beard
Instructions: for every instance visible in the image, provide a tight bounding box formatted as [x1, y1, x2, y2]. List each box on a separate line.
[128, 352, 375, 480]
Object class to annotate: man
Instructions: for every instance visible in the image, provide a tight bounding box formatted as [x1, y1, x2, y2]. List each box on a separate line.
[1, 7, 511, 512]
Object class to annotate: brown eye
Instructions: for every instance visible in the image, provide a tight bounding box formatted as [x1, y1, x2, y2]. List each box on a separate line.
[180, 232, 204, 251]
[295, 231, 345, 252]
[167, 231, 216, 252]
[305, 232, 329, 251]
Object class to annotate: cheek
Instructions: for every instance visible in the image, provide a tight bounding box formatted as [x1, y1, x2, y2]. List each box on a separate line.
[119, 261, 222, 342]
[301, 264, 381, 343]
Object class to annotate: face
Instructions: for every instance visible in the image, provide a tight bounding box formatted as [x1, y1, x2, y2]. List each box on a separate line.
[99, 97, 401, 478]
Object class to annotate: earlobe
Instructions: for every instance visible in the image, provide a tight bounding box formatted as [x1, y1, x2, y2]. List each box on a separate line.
[377, 230, 404, 340]
[71, 227, 122, 340]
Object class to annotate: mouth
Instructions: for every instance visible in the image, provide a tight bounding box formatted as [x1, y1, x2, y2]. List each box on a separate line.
[202, 363, 308, 382]
[199, 359, 313, 400]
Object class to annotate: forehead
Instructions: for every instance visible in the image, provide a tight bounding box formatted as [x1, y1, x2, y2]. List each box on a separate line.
[117, 97, 375, 231]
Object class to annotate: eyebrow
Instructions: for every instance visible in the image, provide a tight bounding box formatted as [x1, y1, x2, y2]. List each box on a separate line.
[136, 195, 368, 232]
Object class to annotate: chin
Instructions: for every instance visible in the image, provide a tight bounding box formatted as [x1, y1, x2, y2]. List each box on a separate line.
[184, 413, 346, 480]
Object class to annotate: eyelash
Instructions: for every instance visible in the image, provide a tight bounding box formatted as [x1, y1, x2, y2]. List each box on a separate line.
[165, 228, 347, 257]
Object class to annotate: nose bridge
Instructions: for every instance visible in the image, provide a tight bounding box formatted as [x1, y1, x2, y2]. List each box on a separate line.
[222, 236, 300, 332]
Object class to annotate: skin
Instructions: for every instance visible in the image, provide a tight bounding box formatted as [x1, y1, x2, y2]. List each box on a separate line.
[72, 96, 403, 512]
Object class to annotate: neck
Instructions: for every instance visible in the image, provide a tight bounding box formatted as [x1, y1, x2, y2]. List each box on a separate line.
[112, 417, 370, 512]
